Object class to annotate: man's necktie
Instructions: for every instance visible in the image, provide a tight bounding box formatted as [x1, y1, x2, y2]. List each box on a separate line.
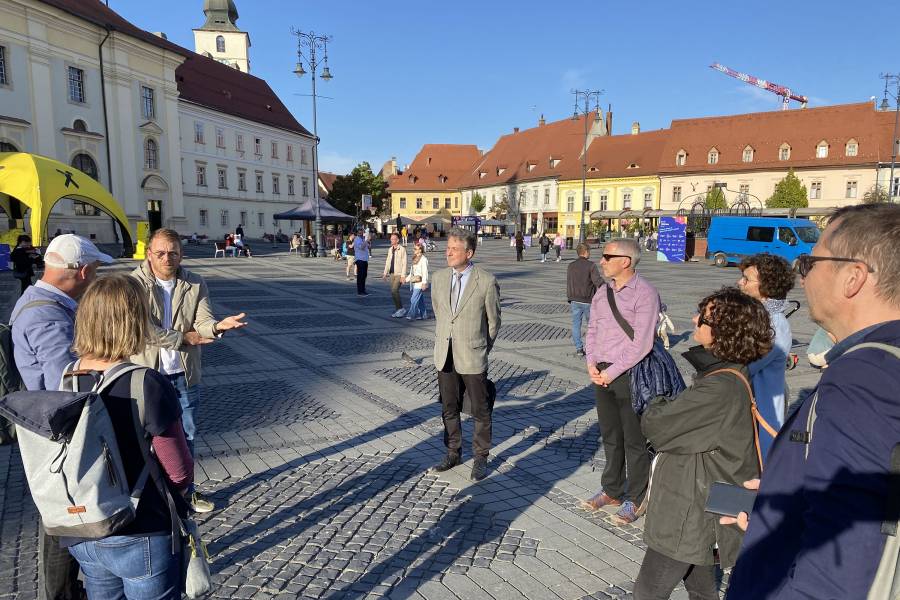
[451, 271, 463, 313]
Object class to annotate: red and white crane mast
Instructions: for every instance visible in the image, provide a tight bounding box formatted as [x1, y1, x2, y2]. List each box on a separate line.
[710, 62, 808, 110]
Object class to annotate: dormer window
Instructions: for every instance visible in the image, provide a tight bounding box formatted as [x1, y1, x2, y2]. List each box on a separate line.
[527, 162, 536, 172]
[627, 163, 639, 169]
[708, 148, 719, 165]
[550, 158, 561, 168]
[479, 171, 486, 179]
[846, 139, 858, 157]
[676, 149, 687, 166]
[427, 157, 432, 166]
[408, 174, 417, 184]
[496, 167, 506, 176]
[438, 175, 448, 184]
[816, 140, 829, 159]
[742, 146, 754, 163]
[779, 143, 791, 161]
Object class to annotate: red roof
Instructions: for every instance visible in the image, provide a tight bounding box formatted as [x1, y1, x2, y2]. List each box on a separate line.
[389, 144, 482, 192]
[658, 102, 893, 175]
[318, 171, 337, 198]
[558, 129, 669, 180]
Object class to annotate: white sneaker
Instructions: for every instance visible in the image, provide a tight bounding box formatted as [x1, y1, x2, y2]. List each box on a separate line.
[397, 308, 408, 317]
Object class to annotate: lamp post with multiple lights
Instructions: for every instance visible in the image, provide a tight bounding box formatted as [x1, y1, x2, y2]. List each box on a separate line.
[880, 73, 900, 202]
[572, 89, 603, 241]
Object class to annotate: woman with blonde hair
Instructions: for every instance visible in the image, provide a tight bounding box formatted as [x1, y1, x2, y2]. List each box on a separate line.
[65, 274, 192, 600]
[405, 242, 430, 320]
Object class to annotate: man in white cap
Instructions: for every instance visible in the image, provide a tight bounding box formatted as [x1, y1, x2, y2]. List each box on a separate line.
[10, 233, 112, 600]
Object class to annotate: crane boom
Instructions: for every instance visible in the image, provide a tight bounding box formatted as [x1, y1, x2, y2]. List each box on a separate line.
[710, 62, 808, 110]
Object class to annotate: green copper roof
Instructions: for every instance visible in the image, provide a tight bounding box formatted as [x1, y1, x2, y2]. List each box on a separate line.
[200, 0, 240, 32]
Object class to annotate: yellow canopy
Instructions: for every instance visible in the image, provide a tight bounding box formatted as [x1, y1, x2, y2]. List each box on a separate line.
[0, 152, 134, 249]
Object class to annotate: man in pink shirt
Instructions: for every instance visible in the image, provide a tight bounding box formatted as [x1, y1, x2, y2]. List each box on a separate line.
[581, 238, 659, 524]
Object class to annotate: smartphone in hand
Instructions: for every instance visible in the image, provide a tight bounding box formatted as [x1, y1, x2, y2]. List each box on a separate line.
[705, 481, 757, 518]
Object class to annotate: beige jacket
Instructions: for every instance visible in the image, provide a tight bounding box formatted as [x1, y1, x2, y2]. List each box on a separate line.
[129, 261, 220, 387]
[432, 264, 501, 374]
[383, 244, 408, 277]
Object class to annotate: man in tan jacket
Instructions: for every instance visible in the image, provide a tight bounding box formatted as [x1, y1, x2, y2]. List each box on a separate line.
[130, 228, 246, 512]
[382, 232, 408, 317]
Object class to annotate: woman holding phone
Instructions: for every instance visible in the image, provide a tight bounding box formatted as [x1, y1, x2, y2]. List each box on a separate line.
[633, 287, 773, 600]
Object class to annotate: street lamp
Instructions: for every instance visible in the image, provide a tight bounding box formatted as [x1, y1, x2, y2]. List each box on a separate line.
[880, 73, 900, 203]
[572, 89, 603, 241]
[292, 28, 333, 255]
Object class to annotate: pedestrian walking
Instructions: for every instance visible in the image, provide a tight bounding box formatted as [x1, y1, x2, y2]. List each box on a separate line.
[130, 228, 247, 513]
[727, 204, 900, 600]
[515, 231, 524, 262]
[633, 287, 772, 600]
[554, 232, 564, 262]
[430, 228, 501, 481]
[580, 238, 659, 524]
[401, 225, 408, 246]
[566, 243, 603, 357]
[353, 228, 370, 296]
[10, 233, 112, 600]
[539, 232, 551, 263]
[10, 234, 39, 295]
[345, 232, 357, 280]
[383, 233, 408, 317]
[405, 243, 430, 320]
[63, 275, 193, 600]
[737, 253, 795, 461]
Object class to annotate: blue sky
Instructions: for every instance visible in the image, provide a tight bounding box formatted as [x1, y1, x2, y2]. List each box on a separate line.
[113, 0, 900, 175]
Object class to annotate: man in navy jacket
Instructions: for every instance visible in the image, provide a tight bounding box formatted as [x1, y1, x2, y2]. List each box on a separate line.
[727, 204, 900, 599]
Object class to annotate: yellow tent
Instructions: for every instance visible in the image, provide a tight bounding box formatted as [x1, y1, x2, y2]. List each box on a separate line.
[0, 152, 134, 250]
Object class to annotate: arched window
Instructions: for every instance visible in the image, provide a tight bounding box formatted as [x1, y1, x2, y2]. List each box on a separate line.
[676, 149, 687, 166]
[0, 141, 18, 152]
[742, 145, 754, 163]
[816, 140, 829, 159]
[73, 119, 87, 132]
[216, 36, 225, 53]
[846, 139, 859, 157]
[779, 143, 791, 161]
[708, 147, 719, 165]
[144, 138, 159, 170]
[71, 153, 98, 181]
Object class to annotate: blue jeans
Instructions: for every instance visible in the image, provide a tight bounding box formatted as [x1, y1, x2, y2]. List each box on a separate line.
[166, 373, 199, 493]
[68, 534, 181, 600]
[408, 287, 428, 319]
[570, 301, 591, 351]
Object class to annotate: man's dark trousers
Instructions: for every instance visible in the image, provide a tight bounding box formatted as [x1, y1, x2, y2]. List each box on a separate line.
[356, 259, 368, 294]
[39, 526, 81, 600]
[438, 341, 491, 458]
[595, 371, 649, 504]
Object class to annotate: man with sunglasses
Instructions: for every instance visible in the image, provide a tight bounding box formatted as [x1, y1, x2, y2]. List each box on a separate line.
[727, 204, 900, 600]
[580, 238, 659, 525]
[131, 228, 247, 513]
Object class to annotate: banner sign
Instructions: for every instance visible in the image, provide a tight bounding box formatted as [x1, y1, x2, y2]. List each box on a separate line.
[361, 194, 373, 213]
[657, 216, 687, 263]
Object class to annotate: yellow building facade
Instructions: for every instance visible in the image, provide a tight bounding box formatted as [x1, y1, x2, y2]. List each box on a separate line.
[556, 175, 661, 238]
[390, 190, 463, 221]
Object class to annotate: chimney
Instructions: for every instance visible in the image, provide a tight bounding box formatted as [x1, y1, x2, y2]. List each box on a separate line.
[605, 105, 613, 136]
[631, 121, 640, 135]
[513, 127, 519, 134]
[539, 114, 546, 127]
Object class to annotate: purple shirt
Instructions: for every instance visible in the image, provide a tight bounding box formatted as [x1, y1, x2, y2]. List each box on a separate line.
[585, 272, 660, 381]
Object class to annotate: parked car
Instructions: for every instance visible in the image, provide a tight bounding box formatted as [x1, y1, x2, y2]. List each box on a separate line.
[706, 216, 820, 267]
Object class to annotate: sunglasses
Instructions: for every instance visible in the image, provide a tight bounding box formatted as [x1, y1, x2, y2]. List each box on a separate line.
[696, 312, 712, 328]
[601, 253, 631, 262]
[794, 254, 875, 278]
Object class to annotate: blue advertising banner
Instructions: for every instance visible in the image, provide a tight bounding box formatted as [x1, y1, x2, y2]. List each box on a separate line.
[657, 216, 687, 263]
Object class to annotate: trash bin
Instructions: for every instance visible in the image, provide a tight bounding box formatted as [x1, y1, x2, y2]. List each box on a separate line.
[565, 237, 574, 250]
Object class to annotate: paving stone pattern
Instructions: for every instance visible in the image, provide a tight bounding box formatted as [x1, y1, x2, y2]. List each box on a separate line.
[0, 239, 826, 600]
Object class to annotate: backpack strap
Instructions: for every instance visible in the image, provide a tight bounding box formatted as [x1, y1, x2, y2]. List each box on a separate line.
[706, 368, 777, 474]
[884, 444, 900, 537]
[9, 299, 57, 325]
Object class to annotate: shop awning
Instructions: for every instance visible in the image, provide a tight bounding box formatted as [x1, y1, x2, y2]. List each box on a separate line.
[273, 197, 354, 222]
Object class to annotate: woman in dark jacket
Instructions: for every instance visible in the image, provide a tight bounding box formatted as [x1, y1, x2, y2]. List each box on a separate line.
[10, 234, 38, 294]
[634, 287, 773, 600]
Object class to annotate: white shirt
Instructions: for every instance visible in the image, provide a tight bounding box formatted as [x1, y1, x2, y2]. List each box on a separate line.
[155, 277, 183, 375]
[449, 262, 473, 312]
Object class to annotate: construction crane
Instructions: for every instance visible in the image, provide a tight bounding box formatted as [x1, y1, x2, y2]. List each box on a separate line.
[710, 62, 808, 110]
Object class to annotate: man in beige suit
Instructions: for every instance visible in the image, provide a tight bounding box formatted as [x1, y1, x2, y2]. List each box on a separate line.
[382, 232, 408, 317]
[431, 228, 501, 481]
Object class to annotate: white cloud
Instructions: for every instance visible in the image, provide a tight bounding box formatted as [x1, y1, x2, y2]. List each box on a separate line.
[317, 150, 358, 175]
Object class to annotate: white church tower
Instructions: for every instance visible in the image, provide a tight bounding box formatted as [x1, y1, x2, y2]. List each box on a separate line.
[192, 0, 251, 73]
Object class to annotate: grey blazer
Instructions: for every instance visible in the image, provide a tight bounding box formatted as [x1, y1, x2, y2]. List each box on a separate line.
[432, 264, 501, 375]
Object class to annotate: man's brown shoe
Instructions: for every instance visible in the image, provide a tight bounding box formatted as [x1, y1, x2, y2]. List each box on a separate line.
[431, 453, 461, 473]
[578, 491, 622, 512]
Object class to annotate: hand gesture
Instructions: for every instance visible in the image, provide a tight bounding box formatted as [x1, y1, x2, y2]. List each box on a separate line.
[719, 479, 760, 531]
[217, 313, 248, 332]
[183, 330, 214, 346]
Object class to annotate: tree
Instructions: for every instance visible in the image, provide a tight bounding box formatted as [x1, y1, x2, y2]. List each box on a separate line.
[490, 195, 510, 219]
[470, 192, 486, 213]
[328, 162, 387, 217]
[704, 187, 727, 210]
[862, 184, 890, 204]
[766, 169, 809, 209]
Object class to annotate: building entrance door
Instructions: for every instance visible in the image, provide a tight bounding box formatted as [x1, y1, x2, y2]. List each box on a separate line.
[147, 200, 162, 232]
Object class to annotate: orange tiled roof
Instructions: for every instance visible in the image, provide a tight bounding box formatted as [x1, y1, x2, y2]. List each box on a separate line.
[459, 113, 601, 188]
[558, 129, 669, 180]
[658, 102, 894, 175]
[318, 172, 337, 198]
[389, 144, 481, 192]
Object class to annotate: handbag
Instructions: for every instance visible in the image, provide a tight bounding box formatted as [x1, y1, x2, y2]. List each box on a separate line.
[605, 284, 686, 414]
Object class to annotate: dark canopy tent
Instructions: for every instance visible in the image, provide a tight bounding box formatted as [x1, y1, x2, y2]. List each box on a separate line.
[273, 197, 354, 223]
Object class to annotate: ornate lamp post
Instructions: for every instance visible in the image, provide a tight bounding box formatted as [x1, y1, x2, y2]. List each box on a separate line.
[572, 89, 603, 241]
[880, 73, 900, 203]
[292, 29, 333, 255]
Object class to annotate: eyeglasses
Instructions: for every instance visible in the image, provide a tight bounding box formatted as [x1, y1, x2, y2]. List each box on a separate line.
[738, 274, 759, 284]
[794, 254, 875, 278]
[696, 312, 712, 328]
[601, 253, 631, 262]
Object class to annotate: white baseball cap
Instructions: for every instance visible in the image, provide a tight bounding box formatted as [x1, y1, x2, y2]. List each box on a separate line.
[43, 234, 114, 269]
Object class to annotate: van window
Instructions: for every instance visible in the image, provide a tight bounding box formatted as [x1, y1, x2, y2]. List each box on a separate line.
[778, 228, 798, 245]
[795, 227, 820, 244]
[747, 226, 775, 243]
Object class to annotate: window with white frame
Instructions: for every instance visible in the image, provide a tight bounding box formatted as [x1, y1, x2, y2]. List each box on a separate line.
[220, 209, 229, 227]
[254, 138, 261, 155]
[257, 212, 264, 227]
[144, 138, 158, 170]
[240, 211, 247, 226]
[708, 148, 719, 165]
[0, 46, 8, 85]
[816, 141, 829, 158]
[566, 195, 575, 212]
[287, 176, 295, 195]
[455, 197, 459, 209]
[216, 35, 225, 53]
[141, 86, 155, 119]
[846, 180, 858, 199]
[271, 142, 278, 159]
[302, 177, 309, 197]
[739, 184, 750, 200]
[217, 167, 227, 189]
[73, 200, 100, 216]
[236, 134, 244, 152]
[743, 146, 754, 163]
[623, 192, 632, 210]
[399, 198, 407, 209]
[894, 177, 900, 197]
[68, 66, 85, 103]
[199, 209, 208, 227]
[255, 173, 264, 193]
[644, 191, 653, 208]
[237, 171, 246, 191]
[810, 181, 822, 199]
[673, 186, 682, 204]
[216, 128, 225, 148]
[444, 197, 451, 209]
[544, 189, 550, 205]
[287, 145, 293, 162]
[272, 174, 280, 194]
[194, 122, 204, 144]
[600, 193, 608, 211]
[676, 150, 687, 166]
[432, 197, 439, 209]
[846, 140, 858, 157]
[779, 143, 791, 161]
[583, 194, 590, 212]
[196, 164, 207, 186]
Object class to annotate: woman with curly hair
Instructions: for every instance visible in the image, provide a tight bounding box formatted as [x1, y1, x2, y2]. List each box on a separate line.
[633, 287, 772, 600]
[738, 253, 795, 460]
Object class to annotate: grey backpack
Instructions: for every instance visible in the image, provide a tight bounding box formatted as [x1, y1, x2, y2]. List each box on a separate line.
[0, 362, 151, 538]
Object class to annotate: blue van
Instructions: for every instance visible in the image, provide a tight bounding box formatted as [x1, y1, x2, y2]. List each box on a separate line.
[706, 216, 820, 267]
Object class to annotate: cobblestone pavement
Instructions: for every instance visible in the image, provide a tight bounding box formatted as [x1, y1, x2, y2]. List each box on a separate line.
[0, 238, 822, 600]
